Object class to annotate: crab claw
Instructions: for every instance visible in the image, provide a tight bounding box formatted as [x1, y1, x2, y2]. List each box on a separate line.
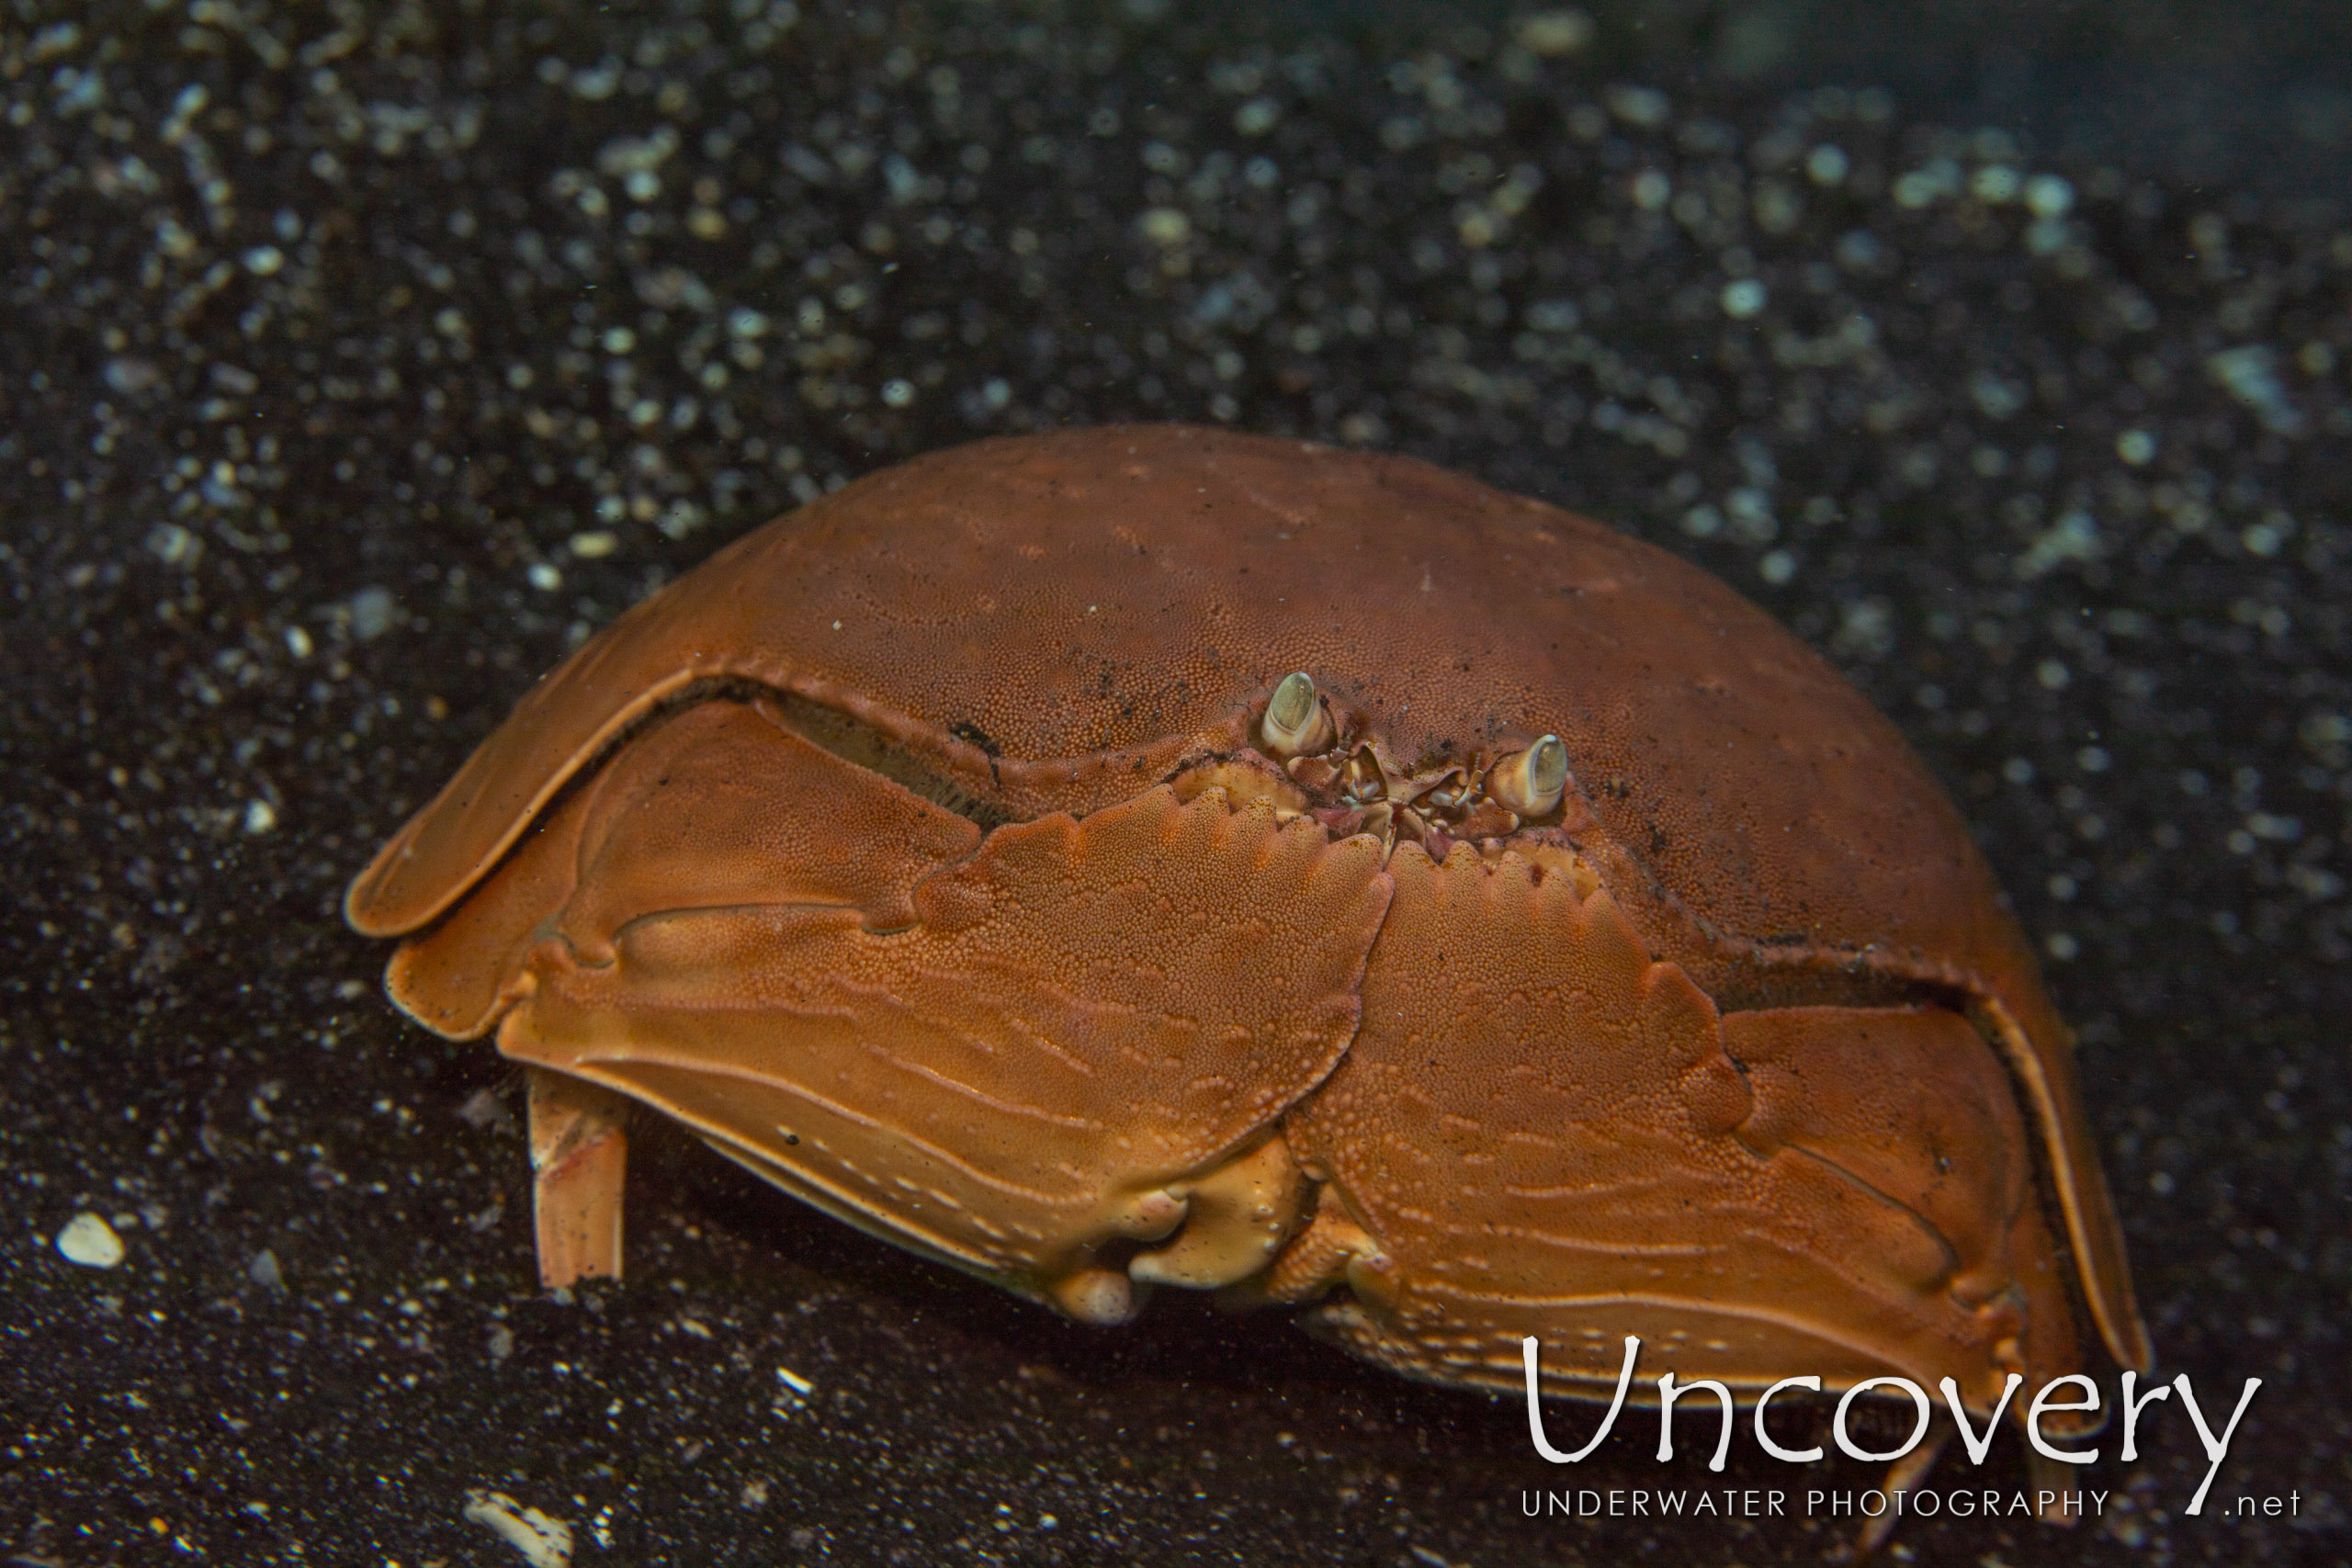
[1260, 671, 1334, 760]
[1487, 735, 1569, 818]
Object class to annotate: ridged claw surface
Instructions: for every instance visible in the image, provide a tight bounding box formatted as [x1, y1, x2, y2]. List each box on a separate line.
[458, 742, 1391, 1311]
[1286, 845, 2075, 1413]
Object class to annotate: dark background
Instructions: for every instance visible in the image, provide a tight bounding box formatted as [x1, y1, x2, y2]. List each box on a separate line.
[1329, 0, 2352, 199]
[3, 1, 2346, 1563]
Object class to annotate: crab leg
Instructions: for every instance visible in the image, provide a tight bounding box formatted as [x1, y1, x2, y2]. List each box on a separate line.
[1852, 1427, 1951, 1559]
[526, 1067, 630, 1288]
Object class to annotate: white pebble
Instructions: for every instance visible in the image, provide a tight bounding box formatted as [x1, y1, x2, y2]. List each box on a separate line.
[57, 1213, 125, 1269]
[1233, 97, 1280, 137]
[1517, 9, 1594, 56]
[1137, 208, 1190, 246]
[1971, 164, 2020, 203]
[1606, 85, 1668, 129]
[348, 584, 397, 641]
[2023, 174, 2075, 219]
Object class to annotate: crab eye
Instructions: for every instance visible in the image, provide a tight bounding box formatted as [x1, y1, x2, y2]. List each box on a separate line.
[1487, 735, 1568, 817]
[1260, 671, 1333, 759]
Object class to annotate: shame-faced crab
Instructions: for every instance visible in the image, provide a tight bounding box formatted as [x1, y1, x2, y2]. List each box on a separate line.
[349, 425, 2146, 1487]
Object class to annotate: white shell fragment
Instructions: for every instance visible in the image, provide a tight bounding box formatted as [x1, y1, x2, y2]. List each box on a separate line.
[56, 1213, 125, 1269]
[247, 1248, 286, 1292]
[462, 1490, 573, 1568]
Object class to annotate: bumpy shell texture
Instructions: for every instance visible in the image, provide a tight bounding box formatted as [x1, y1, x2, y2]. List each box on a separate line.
[350, 423, 2147, 1382]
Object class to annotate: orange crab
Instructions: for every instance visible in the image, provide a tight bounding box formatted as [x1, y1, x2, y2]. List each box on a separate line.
[349, 424, 2145, 1468]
